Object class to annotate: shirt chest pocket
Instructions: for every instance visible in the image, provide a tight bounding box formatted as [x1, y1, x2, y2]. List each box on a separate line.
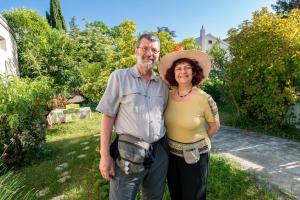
[121, 89, 145, 107]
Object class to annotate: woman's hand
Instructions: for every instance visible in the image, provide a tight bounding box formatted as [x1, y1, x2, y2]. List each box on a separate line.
[207, 121, 220, 138]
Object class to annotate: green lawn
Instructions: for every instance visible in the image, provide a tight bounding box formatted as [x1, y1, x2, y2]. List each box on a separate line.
[14, 112, 103, 200]
[2, 112, 283, 199]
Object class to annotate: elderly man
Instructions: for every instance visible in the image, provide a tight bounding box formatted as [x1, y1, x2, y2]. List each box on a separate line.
[96, 33, 169, 200]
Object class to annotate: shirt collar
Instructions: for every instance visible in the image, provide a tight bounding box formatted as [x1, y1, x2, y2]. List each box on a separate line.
[130, 65, 159, 82]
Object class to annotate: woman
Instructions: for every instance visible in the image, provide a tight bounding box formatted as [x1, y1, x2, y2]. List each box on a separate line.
[159, 50, 220, 200]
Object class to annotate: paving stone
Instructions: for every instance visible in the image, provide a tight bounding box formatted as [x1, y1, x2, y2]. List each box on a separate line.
[82, 146, 90, 151]
[60, 171, 69, 177]
[57, 175, 71, 183]
[36, 187, 49, 197]
[212, 125, 300, 199]
[50, 194, 65, 200]
[55, 162, 68, 171]
[77, 154, 86, 159]
[80, 141, 89, 145]
[66, 151, 76, 156]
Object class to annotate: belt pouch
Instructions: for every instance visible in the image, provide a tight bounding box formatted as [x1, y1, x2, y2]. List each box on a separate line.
[116, 135, 150, 174]
[182, 145, 200, 164]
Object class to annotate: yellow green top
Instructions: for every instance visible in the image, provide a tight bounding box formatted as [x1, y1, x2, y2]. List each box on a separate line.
[164, 88, 215, 150]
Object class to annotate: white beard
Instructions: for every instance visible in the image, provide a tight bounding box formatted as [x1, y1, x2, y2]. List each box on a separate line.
[140, 63, 154, 70]
[137, 57, 155, 70]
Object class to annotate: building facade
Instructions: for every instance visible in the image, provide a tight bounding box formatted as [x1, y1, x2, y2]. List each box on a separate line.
[0, 14, 18, 76]
[195, 26, 229, 52]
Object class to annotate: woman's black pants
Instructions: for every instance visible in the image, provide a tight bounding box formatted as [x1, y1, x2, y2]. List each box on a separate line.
[167, 152, 209, 200]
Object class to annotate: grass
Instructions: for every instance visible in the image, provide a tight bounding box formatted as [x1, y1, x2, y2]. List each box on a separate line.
[13, 112, 103, 200]
[2, 111, 284, 199]
[207, 154, 278, 200]
[141, 154, 279, 200]
[0, 165, 36, 200]
[219, 110, 300, 143]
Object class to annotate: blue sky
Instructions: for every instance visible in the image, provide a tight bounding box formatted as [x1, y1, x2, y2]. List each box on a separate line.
[1, 0, 277, 42]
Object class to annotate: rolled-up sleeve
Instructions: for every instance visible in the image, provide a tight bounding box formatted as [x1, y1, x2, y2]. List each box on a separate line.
[96, 71, 120, 117]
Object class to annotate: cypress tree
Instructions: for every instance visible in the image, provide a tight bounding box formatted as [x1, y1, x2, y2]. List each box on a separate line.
[271, 0, 300, 14]
[46, 0, 67, 31]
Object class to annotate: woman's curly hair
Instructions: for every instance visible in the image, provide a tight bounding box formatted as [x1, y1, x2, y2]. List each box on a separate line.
[165, 58, 204, 86]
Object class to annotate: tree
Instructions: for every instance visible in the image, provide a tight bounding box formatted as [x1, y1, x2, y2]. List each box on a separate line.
[207, 39, 228, 73]
[157, 26, 177, 38]
[179, 38, 200, 51]
[69, 16, 79, 35]
[4, 8, 83, 94]
[3, 8, 52, 78]
[111, 19, 137, 68]
[156, 31, 176, 57]
[46, 0, 67, 31]
[79, 20, 114, 63]
[79, 19, 137, 102]
[45, 29, 84, 93]
[80, 62, 112, 102]
[225, 8, 300, 128]
[271, 0, 300, 14]
[205, 40, 236, 110]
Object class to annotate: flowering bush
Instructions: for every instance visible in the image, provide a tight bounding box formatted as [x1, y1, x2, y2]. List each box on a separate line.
[47, 94, 68, 110]
[0, 76, 53, 167]
[225, 9, 300, 128]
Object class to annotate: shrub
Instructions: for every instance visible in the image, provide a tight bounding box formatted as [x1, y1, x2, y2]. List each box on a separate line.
[0, 76, 53, 167]
[80, 62, 112, 103]
[201, 72, 228, 107]
[3, 8, 84, 94]
[47, 94, 68, 110]
[225, 8, 300, 128]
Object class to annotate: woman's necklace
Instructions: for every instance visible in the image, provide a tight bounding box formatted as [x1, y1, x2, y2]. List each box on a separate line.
[177, 87, 193, 98]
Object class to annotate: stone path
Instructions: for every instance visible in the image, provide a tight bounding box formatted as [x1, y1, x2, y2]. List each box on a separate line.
[36, 133, 100, 199]
[35, 126, 300, 199]
[211, 125, 300, 199]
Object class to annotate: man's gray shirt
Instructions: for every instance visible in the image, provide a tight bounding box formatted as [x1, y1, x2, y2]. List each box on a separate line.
[96, 66, 169, 143]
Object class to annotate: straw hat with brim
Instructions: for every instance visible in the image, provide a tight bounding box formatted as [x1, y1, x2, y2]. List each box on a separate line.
[158, 50, 211, 85]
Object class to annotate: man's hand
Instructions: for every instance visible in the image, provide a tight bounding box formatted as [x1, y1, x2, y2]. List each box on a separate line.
[99, 114, 116, 181]
[99, 154, 115, 181]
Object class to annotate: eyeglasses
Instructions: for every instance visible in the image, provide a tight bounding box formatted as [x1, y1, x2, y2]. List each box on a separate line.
[138, 46, 160, 54]
[175, 66, 192, 72]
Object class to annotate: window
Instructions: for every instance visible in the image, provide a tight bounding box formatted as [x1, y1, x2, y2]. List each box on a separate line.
[208, 40, 213, 44]
[0, 35, 7, 51]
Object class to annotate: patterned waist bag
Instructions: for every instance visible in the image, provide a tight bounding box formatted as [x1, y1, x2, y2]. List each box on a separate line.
[167, 138, 209, 164]
[111, 134, 155, 175]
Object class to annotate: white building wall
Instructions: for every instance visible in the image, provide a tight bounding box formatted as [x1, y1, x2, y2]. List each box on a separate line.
[195, 26, 229, 53]
[203, 34, 229, 52]
[0, 14, 18, 76]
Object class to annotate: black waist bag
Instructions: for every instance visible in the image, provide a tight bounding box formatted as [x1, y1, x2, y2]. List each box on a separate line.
[109, 135, 119, 160]
[143, 147, 155, 169]
[116, 134, 153, 175]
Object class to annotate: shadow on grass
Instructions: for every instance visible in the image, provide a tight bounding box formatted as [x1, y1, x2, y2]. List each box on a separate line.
[46, 126, 63, 137]
[208, 154, 276, 200]
[46, 121, 99, 138]
[44, 133, 98, 160]
[96, 153, 277, 200]
[15, 132, 101, 199]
